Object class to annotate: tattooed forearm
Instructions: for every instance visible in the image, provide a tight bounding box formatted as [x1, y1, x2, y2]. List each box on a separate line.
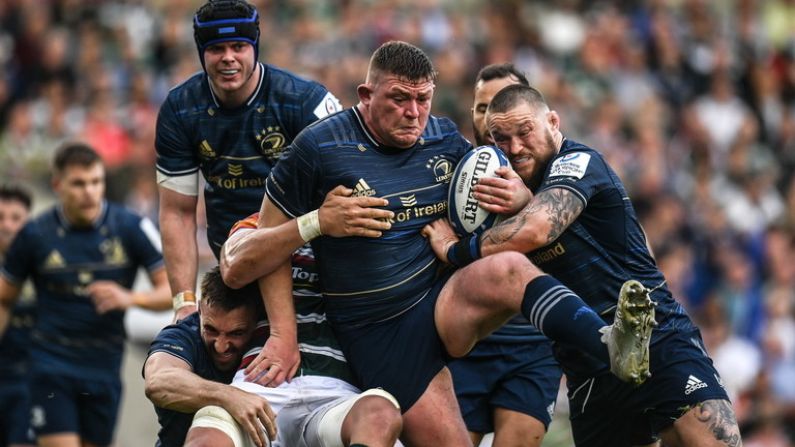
[533, 189, 583, 243]
[694, 400, 742, 447]
[483, 207, 528, 245]
[482, 188, 583, 250]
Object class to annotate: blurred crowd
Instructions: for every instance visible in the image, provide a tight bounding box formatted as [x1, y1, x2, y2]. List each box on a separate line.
[1, 0, 794, 444]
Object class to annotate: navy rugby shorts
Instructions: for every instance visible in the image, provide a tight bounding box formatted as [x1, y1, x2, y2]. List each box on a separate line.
[29, 371, 121, 445]
[567, 328, 730, 446]
[449, 337, 562, 432]
[330, 275, 451, 412]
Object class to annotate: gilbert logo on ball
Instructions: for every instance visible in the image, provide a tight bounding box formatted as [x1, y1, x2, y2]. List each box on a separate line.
[448, 145, 509, 236]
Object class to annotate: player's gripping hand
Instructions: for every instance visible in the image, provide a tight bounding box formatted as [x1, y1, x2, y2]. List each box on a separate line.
[472, 166, 532, 216]
[421, 218, 460, 264]
[318, 185, 394, 238]
[244, 328, 300, 388]
[88, 280, 133, 314]
[222, 387, 277, 447]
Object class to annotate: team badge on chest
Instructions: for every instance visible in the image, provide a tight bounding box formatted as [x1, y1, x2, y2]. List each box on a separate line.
[257, 126, 286, 161]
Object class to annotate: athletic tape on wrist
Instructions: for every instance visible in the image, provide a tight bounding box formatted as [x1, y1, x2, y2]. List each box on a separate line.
[446, 234, 481, 267]
[172, 291, 197, 311]
[297, 209, 322, 242]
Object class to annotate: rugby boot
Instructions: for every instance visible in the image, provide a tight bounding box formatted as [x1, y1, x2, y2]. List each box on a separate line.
[600, 279, 657, 386]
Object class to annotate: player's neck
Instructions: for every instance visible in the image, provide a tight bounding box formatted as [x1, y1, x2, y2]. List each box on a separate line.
[60, 203, 103, 228]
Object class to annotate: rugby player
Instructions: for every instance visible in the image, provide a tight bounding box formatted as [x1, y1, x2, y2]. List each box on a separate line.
[148, 220, 401, 447]
[425, 84, 743, 446]
[0, 185, 35, 447]
[144, 267, 265, 447]
[155, 0, 343, 321]
[446, 63, 562, 447]
[0, 142, 170, 447]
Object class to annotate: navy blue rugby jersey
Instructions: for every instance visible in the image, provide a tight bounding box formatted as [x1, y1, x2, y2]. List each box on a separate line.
[528, 139, 695, 374]
[230, 216, 351, 380]
[146, 313, 233, 447]
[286, 244, 353, 382]
[267, 107, 472, 326]
[155, 62, 342, 254]
[1, 202, 164, 379]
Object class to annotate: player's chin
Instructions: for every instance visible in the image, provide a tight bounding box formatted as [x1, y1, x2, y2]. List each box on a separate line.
[213, 354, 240, 372]
[392, 131, 422, 147]
[511, 161, 535, 184]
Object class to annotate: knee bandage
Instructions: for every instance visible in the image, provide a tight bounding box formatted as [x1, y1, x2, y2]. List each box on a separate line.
[192, 405, 268, 447]
[316, 388, 400, 447]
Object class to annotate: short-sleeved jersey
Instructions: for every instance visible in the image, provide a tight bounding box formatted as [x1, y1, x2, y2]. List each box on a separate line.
[0, 202, 164, 380]
[266, 107, 472, 325]
[155, 63, 342, 254]
[529, 139, 695, 377]
[146, 313, 232, 447]
[0, 253, 35, 380]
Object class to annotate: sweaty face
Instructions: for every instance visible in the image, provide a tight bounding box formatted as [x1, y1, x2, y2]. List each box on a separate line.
[360, 74, 434, 149]
[204, 41, 258, 106]
[472, 77, 521, 146]
[0, 199, 29, 253]
[54, 162, 105, 227]
[200, 301, 257, 372]
[487, 102, 560, 189]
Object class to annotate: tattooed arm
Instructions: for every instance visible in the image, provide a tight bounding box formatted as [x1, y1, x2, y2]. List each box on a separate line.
[694, 400, 742, 446]
[660, 399, 742, 447]
[480, 187, 584, 256]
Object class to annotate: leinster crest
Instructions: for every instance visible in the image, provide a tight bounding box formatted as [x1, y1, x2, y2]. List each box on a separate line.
[426, 155, 454, 183]
[257, 126, 286, 161]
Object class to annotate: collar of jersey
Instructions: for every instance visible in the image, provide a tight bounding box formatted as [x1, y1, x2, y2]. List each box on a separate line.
[207, 62, 265, 109]
[558, 136, 573, 154]
[56, 200, 108, 230]
[351, 106, 417, 155]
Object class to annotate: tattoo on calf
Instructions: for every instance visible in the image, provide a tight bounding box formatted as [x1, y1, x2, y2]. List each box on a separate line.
[695, 400, 742, 447]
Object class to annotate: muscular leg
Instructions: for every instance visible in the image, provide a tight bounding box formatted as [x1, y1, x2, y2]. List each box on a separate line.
[436, 252, 536, 358]
[184, 427, 236, 447]
[492, 408, 546, 447]
[400, 368, 472, 446]
[186, 406, 257, 447]
[435, 252, 606, 360]
[660, 399, 742, 447]
[341, 394, 402, 447]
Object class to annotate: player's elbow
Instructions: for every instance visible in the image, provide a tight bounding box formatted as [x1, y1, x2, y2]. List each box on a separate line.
[219, 262, 245, 289]
[143, 373, 165, 405]
[219, 255, 254, 289]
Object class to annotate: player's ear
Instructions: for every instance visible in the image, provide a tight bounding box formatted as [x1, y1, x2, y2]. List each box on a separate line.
[548, 110, 560, 131]
[51, 173, 61, 193]
[357, 83, 373, 105]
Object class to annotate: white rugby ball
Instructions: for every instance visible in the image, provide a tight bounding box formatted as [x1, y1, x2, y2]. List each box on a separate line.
[448, 145, 509, 236]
